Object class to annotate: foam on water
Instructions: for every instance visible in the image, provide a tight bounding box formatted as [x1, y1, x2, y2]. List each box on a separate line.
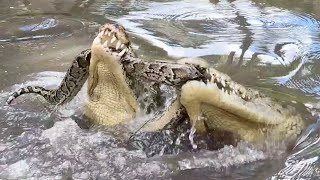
[0, 71, 268, 179]
[0, 119, 267, 179]
[188, 127, 197, 149]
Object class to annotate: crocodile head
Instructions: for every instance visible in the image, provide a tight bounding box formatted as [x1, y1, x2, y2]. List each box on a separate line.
[86, 23, 138, 126]
[93, 23, 132, 57]
[180, 66, 307, 146]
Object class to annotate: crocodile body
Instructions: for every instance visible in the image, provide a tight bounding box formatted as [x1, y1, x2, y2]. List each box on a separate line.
[85, 23, 306, 146]
[7, 23, 307, 148]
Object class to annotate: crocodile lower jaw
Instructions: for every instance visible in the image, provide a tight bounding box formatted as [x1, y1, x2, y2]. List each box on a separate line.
[85, 25, 138, 126]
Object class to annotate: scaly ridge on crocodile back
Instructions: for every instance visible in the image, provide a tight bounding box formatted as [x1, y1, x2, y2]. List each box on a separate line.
[6, 49, 91, 105]
[180, 67, 306, 144]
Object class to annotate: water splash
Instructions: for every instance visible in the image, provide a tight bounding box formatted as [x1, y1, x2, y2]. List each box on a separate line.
[3, 0, 320, 178]
[188, 126, 198, 149]
[271, 117, 320, 179]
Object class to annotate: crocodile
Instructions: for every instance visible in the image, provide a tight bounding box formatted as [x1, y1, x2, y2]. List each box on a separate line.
[86, 23, 306, 146]
[7, 23, 307, 147]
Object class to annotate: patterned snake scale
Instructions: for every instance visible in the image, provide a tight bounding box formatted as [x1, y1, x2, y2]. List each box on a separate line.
[6, 49, 207, 106]
[6, 49, 91, 105]
[5, 23, 307, 152]
[6, 23, 209, 106]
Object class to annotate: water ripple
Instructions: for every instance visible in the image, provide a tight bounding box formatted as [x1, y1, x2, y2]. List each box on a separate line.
[272, 119, 320, 179]
[112, 0, 320, 65]
[0, 15, 85, 42]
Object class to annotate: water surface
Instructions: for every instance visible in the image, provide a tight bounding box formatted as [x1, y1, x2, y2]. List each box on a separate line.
[1, 0, 320, 179]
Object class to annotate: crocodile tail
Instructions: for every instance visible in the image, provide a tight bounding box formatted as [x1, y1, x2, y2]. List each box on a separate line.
[6, 86, 53, 105]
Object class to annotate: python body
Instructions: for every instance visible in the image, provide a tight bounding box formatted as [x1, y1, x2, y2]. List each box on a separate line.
[7, 23, 307, 147]
[86, 24, 208, 128]
[6, 49, 91, 105]
[86, 24, 306, 145]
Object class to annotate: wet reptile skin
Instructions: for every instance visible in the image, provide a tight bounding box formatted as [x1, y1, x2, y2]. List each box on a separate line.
[85, 23, 307, 147]
[7, 23, 307, 149]
[6, 33, 206, 107]
[6, 24, 204, 135]
[7, 49, 91, 105]
[85, 23, 211, 128]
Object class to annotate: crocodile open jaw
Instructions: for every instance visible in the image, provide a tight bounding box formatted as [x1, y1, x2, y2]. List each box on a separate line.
[94, 23, 131, 57]
[6, 22, 307, 148]
[86, 23, 139, 126]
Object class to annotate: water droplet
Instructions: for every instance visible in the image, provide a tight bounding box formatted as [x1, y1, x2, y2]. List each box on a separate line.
[189, 127, 197, 149]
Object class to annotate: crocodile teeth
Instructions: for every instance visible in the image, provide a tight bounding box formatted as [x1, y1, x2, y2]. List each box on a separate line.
[228, 82, 234, 89]
[239, 87, 246, 92]
[120, 44, 125, 49]
[104, 46, 110, 51]
[103, 40, 109, 47]
[118, 48, 127, 57]
[214, 83, 219, 89]
[220, 76, 225, 83]
[98, 31, 104, 36]
[111, 36, 117, 43]
[116, 41, 122, 50]
[234, 84, 240, 91]
[221, 80, 226, 87]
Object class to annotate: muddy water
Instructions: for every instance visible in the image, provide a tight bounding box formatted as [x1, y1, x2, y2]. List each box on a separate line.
[0, 0, 320, 179]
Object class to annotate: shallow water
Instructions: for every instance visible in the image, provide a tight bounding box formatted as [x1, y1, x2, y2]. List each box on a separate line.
[1, 0, 320, 179]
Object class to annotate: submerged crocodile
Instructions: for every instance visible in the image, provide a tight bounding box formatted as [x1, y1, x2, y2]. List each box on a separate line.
[7, 23, 307, 148]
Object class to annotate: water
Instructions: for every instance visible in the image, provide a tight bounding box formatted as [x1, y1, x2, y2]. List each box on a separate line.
[1, 0, 320, 179]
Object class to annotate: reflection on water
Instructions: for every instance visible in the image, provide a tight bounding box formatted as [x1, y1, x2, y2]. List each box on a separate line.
[0, 0, 320, 179]
[0, 16, 85, 42]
